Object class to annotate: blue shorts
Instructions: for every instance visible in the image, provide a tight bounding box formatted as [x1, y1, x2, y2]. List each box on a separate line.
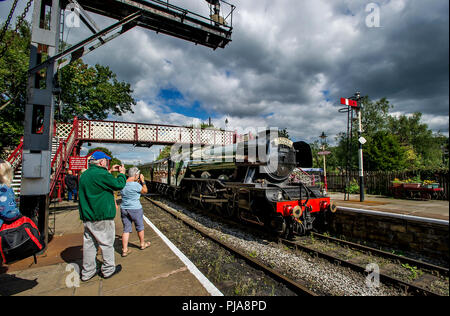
[120, 208, 145, 233]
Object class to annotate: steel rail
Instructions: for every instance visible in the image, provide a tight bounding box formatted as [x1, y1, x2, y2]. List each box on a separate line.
[143, 196, 446, 296]
[143, 197, 317, 296]
[310, 232, 449, 277]
[170, 193, 449, 277]
[279, 238, 442, 296]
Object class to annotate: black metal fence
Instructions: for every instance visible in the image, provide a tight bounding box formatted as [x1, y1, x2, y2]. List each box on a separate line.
[327, 169, 449, 200]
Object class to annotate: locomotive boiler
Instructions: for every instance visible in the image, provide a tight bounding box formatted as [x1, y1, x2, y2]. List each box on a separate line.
[142, 130, 335, 237]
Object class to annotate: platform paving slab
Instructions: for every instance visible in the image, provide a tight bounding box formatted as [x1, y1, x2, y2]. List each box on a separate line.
[0, 206, 211, 296]
[329, 193, 449, 221]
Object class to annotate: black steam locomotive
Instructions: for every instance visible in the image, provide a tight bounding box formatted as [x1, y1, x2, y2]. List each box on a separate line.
[141, 131, 335, 237]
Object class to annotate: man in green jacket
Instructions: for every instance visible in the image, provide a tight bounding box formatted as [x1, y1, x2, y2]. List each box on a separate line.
[78, 151, 126, 281]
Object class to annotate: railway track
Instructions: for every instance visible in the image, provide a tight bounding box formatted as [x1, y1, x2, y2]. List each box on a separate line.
[309, 232, 449, 277]
[143, 196, 318, 296]
[143, 196, 448, 296]
[279, 236, 446, 296]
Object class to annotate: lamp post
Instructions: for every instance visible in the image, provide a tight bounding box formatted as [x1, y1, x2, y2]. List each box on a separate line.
[319, 131, 328, 195]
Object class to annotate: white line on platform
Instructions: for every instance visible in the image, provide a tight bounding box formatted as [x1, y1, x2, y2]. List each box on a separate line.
[143, 215, 224, 297]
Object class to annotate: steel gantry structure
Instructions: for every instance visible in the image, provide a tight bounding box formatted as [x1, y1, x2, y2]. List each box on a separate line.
[19, 0, 234, 244]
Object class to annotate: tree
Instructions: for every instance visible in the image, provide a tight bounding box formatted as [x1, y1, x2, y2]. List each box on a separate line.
[0, 22, 135, 155]
[58, 60, 135, 122]
[278, 128, 290, 139]
[388, 113, 446, 168]
[157, 146, 172, 161]
[333, 131, 359, 170]
[364, 131, 407, 171]
[361, 96, 392, 136]
[0, 21, 31, 153]
[309, 140, 321, 169]
[330, 96, 447, 171]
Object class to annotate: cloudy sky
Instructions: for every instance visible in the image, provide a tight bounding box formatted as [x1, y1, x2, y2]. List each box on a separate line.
[1, 0, 448, 164]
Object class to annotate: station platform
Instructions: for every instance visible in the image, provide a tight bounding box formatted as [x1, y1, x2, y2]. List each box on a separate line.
[0, 202, 218, 296]
[329, 192, 449, 221]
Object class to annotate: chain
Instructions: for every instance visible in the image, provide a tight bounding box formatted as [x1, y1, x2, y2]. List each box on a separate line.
[14, 0, 34, 33]
[0, 0, 19, 45]
[0, 0, 34, 59]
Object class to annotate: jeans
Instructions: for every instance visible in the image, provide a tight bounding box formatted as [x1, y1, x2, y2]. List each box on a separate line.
[68, 188, 77, 201]
[121, 208, 145, 233]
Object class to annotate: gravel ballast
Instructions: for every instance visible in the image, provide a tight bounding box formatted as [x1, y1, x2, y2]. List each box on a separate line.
[142, 198, 404, 296]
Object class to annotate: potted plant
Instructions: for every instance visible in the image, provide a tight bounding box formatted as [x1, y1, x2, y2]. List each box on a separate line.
[391, 178, 403, 188]
[422, 180, 434, 189]
[402, 176, 421, 189]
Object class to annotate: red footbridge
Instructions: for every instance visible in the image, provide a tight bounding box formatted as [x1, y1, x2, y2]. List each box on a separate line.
[7, 118, 236, 201]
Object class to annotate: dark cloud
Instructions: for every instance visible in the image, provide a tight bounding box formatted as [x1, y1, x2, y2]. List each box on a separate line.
[2, 0, 448, 142]
[327, 0, 449, 117]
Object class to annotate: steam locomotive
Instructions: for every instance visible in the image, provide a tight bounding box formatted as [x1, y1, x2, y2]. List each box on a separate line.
[141, 130, 335, 237]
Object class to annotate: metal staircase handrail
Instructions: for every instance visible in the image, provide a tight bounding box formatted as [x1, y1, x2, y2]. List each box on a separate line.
[49, 118, 79, 197]
[6, 137, 24, 171]
[6, 124, 46, 172]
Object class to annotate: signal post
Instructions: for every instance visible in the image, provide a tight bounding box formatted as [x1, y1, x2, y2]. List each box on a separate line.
[340, 92, 365, 202]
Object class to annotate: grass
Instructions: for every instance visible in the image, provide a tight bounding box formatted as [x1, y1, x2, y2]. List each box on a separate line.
[402, 263, 423, 280]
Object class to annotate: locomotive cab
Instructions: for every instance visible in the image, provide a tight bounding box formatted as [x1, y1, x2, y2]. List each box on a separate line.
[293, 141, 313, 168]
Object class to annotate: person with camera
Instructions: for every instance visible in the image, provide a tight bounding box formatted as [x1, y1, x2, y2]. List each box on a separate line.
[120, 167, 150, 257]
[78, 151, 126, 281]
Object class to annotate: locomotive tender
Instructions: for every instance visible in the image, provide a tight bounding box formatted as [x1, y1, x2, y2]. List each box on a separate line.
[141, 130, 335, 237]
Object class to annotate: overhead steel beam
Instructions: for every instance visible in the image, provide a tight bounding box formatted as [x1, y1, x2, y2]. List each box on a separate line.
[29, 11, 142, 74]
[69, 0, 233, 49]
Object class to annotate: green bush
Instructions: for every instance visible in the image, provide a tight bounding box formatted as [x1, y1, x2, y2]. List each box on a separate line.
[345, 178, 360, 194]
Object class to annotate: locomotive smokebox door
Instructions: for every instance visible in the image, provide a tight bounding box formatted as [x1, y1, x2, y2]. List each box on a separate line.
[293, 141, 313, 168]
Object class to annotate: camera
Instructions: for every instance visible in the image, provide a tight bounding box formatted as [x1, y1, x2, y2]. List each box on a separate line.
[111, 165, 120, 171]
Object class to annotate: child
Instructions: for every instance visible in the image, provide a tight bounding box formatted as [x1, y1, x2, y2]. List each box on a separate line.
[0, 160, 21, 227]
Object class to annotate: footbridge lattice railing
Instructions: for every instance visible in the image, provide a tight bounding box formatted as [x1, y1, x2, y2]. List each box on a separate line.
[56, 119, 235, 146]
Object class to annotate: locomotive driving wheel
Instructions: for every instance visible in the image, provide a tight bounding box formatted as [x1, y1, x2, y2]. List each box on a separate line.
[201, 181, 215, 212]
[221, 196, 235, 218]
[173, 189, 181, 201]
[187, 185, 199, 207]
